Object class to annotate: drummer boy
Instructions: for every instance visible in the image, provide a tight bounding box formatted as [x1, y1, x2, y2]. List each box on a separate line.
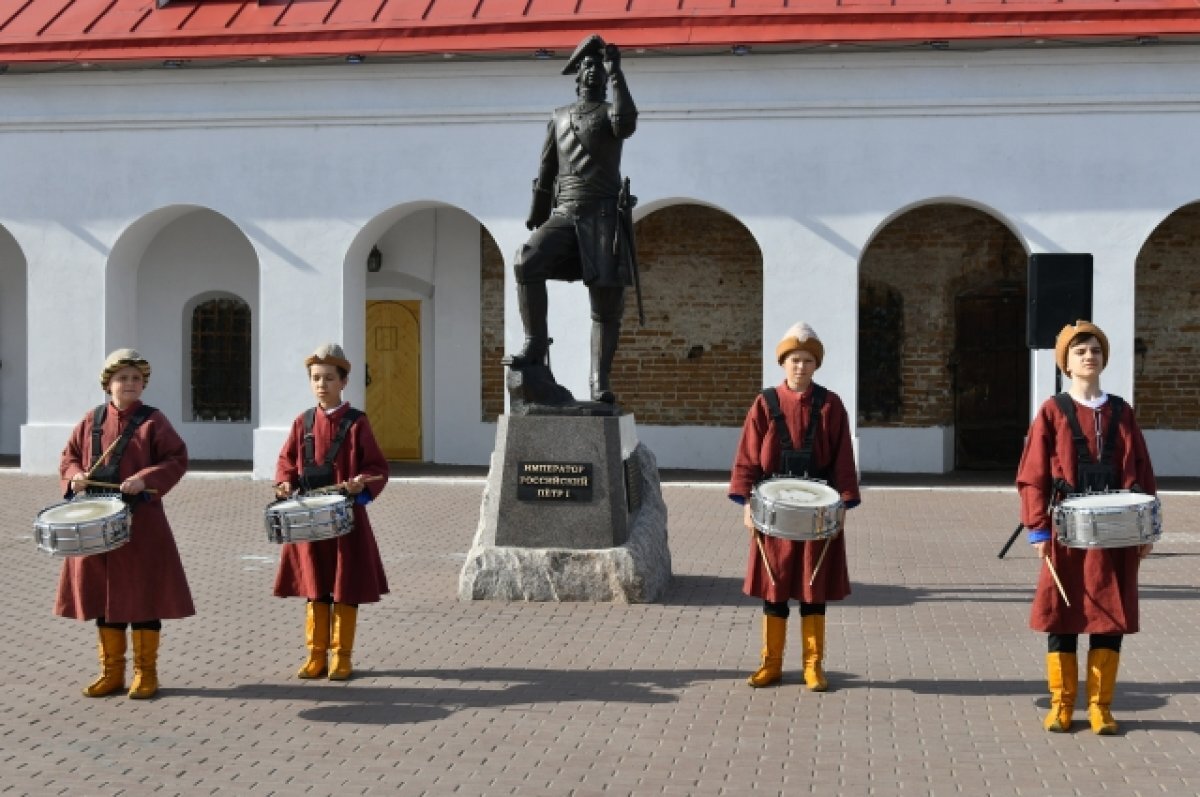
[57, 348, 194, 700]
[1017, 320, 1158, 734]
[729, 322, 861, 692]
[272, 343, 390, 681]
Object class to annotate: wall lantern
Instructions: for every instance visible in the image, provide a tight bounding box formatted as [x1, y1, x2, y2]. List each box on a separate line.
[1134, 337, 1149, 377]
[367, 246, 383, 273]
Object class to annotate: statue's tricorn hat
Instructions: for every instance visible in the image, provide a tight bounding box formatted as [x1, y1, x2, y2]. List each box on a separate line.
[562, 34, 606, 75]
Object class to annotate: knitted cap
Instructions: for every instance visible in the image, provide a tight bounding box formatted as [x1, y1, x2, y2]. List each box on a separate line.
[775, 322, 824, 367]
[99, 348, 151, 390]
[305, 343, 351, 375]
[1055, 320, 1109, 375]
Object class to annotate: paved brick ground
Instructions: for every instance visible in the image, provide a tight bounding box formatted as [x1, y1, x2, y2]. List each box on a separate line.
[3, 469, 1198, 796]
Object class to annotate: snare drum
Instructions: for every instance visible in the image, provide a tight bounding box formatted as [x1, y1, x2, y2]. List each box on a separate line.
[750, 478, 844, 541]
[1053, 491, 1162, 549]
[265, 494, 354, 544]
[34, 496, 131, 557]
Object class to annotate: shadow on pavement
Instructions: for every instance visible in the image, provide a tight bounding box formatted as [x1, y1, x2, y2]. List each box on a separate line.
[167, 666, 738, 725]
[661, 577, 1037, 607]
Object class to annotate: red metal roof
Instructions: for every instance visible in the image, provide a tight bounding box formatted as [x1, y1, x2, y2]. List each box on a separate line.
[2, 0, 1199, 65]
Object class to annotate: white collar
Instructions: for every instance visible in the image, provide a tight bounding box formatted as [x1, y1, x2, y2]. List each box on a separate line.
[321, 401, 348, 416]
[1075, 392, 1108, 410]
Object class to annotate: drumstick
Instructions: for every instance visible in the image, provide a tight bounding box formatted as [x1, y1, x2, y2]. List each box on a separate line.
[809, 537, 832, 587]
[753, 530, 777, 586]
[84, 437, 124, 479]
[78, 479, 158, 494]
[1044, 557, 1071, 607]
[306, 474, 385, 496]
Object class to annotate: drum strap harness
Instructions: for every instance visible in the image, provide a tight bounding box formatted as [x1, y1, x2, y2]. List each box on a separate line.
[762, 385, 828, 481]
[1052, 393, 1125, 496]
[89, 403, 156, 492]
[300, 407, 363, 491]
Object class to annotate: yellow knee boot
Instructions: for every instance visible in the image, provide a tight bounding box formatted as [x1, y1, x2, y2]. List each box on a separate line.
[747, 615, 787, 688]
[329, 603, 358, 681]
[297, 601, 331, 679]
[1087, 649, 1120, 735]
[128, 629, 160, 700]
[1043, 652, 1078, 732]
[82, 626, 127, 697]
[801, 614, 828, 692]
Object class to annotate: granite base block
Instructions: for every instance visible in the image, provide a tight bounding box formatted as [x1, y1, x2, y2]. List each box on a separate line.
[458, 441, 671, 603]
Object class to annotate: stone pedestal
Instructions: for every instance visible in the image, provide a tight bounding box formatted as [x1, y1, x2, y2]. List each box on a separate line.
[458, 413, 671, 603]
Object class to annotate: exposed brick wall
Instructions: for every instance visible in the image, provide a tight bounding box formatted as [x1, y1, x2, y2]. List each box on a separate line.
[1135, 203, 1200, 430]
[613, 205, 763, 427]
[480, 233, 505, 422]
[858, 204, 1026, 427]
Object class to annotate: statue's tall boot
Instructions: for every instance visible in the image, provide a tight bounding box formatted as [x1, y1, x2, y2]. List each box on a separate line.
[82, 626, 126, 697]
[1086, 649, 1120, 735]
[297, 600, 330, 679]
[508, 282, 549, 368]
[1043, 652, 1078, 732]
[329, 603, 358, 681]
[746, 615, 786, 688]
[589, 318, 622, 403]
[801, 614, 829, 692]
[128, 629, 160, 700]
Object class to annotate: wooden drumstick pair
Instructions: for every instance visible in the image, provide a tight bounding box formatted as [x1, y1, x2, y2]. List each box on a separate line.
[300, 474, 385, 497]
[754, 528, 836, 588]
[77, 479, 158, 494]
[73, 438, 156, 493]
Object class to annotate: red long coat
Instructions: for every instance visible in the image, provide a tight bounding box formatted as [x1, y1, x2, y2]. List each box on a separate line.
[55, 401, 194, 623]
[273, 404, 390, 604]
[1017, 394, 1157, 634]
[729, 382, 861, 604]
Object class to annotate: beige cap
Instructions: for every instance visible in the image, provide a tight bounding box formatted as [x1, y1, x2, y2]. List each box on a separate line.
[775, 322, 824, 367]
[305, 343, 351, 375]
[99, 348, 151, 390]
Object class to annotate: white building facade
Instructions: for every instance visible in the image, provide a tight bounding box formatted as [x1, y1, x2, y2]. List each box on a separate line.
[3, 46, 1200, 475]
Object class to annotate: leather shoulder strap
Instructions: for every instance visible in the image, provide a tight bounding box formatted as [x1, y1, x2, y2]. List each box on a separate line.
[761, 388, 795, 452]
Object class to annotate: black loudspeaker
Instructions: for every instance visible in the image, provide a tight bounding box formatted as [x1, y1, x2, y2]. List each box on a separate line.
[1026, 253, 1093, 349]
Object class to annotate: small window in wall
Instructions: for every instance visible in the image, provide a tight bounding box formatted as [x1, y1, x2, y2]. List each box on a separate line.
[858, 283, 903, 422]
[191, 298, 251, 422]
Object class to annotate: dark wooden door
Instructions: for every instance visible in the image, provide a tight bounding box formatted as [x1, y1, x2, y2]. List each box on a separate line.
[953, 282, 1029, 470]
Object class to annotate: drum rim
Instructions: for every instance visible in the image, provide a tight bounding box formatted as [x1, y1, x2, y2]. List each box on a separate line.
[755, 477, 840, 505]
[37, 496, 129, 524]
[269, 494, 351, 511]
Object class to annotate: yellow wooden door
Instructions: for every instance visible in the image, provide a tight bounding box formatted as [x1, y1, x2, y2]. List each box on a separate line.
[365, 300, 421, 460]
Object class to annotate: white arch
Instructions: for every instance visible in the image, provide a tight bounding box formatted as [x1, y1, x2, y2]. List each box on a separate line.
[109, 206, 260, 460]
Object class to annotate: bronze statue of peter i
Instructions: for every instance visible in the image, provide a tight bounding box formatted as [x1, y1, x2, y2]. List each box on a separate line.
[508, 34, 639, 404]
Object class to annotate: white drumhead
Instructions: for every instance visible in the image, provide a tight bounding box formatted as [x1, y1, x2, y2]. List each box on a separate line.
[273, 494, 348, 512]
[39, 497, 125, 523]
[1062, 493, 1156, 510]
[757, 478, 839, 507]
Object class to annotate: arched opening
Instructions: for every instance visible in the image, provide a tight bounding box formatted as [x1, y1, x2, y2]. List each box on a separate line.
[860, 203, 1028, 471]
[353, 203, 501, 462]
[1134, 202, 1200, 430]
[111, 206, 259, 461]
[621, 203, 763, 427]
[0, 226, 28, 462]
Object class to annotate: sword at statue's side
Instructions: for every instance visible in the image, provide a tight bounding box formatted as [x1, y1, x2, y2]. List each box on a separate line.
[615, 176, 645, 327]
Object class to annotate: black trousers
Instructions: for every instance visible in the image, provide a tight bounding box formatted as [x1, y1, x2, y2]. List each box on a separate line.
[96, 618, 161, 631]
[1047, 633, 1122, 653]
[763, 601, 825, 619]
